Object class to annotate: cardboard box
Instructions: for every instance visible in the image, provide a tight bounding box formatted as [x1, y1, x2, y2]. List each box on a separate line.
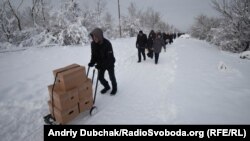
[78, 96, 93, 113]
[48, 101, 79, 124]
[53, 64, 80, 77]
[78, 78, 92, 100]
[48, 84, 79, 111]
[55, 66, 87, 91]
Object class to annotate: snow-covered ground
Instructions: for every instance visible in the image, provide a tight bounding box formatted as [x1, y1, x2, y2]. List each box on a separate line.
[0, 36, 250, 140]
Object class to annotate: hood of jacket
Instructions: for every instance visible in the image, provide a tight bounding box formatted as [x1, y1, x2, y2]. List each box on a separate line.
[90, 28, 104, 44]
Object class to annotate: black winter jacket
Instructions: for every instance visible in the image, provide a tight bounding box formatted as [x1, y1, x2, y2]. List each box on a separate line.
[89, 38, 116, 69]
[136, 33, 147, 48]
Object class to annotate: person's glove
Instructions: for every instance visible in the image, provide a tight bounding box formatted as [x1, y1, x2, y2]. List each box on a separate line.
[88, 62, 94, 67]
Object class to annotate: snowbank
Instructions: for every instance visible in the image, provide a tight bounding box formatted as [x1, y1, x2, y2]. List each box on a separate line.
[240, 51, 250, 60]
[180, 34, 190, 39]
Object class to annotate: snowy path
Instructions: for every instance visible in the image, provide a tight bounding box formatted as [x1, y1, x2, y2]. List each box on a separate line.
[167, 37, 250, 124]
[0, 36, 250, 141]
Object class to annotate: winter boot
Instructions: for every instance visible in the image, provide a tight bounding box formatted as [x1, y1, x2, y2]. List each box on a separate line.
[110, 88, 117, 95]
[100, 85, 110, 94]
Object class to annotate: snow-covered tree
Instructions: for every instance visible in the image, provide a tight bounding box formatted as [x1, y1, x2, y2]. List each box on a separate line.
[0, 0, 179, 47]
[190, 14, 220, 40]
[0, 0, 52, 46]
[81, 4, 95, 31]
[121, 2, 177, 37]
[18, 0, 89, 47]
[0, 0, 23, 42]
[141, 8, 161, 30]
[121, 16, 141, 37]
[48, 0, 88, 46]
[190, 0, 250, 53]
[102, 12, 115, 38]
[0, 3, 12, 42]
[211, 0, 250, 52]
[5, 0, 23, 31]
[95, 0, 106, 27]
[121, 2, 141, 37]
[26, 0, 50, 28]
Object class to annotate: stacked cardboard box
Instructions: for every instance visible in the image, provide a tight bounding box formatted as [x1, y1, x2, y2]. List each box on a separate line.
[47, 64, 93, 124]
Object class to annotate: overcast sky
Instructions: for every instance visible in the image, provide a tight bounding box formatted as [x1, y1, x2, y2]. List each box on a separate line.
[80, 0, 221, 32]
[12, 0, 221, 32]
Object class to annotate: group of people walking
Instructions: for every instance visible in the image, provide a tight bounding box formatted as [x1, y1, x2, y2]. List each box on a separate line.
[87, 27, 179, 96]
[136, 30, 175, 64]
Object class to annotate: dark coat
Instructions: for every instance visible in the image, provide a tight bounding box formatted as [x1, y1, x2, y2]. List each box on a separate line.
[162, 32, 168, 45]
[147, 30, 156, 49]
[89, 28, 115, 69]
[153, 35, 165, 53]
[136, 33, 147, 48]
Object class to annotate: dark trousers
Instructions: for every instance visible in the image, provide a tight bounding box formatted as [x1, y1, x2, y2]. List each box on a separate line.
[154, 53, 160, 64]
[147, 49, 154, 59]
[138, 48, 146, 61]
[98, 67, 117, 90]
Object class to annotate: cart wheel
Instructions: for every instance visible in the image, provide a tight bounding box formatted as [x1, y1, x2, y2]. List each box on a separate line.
[90, 106, 97, 116]
[44, 114, 54, 125]
[43, 114, 60, 125]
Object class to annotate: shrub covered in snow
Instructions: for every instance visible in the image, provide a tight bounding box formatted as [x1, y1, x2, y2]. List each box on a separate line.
[240, 51, 250, 60]
[15, 28, 47, 47]
[53, 23, 89, 46]
[180, 34, 190, 39]
[0, 42, 15, 50]
[190, 0, 250, 53]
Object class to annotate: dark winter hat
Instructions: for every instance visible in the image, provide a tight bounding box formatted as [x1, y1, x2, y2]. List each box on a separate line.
[90, 28, 104, 43]
[139, 30, 143, 34]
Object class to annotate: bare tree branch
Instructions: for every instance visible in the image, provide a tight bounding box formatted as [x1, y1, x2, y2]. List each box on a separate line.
[17, 0, 24, 11]
[31, 0, 39, 25]
[7, 0, 22, 30]
[41, 0, 46, 22]
[211, 0, 233, 20]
